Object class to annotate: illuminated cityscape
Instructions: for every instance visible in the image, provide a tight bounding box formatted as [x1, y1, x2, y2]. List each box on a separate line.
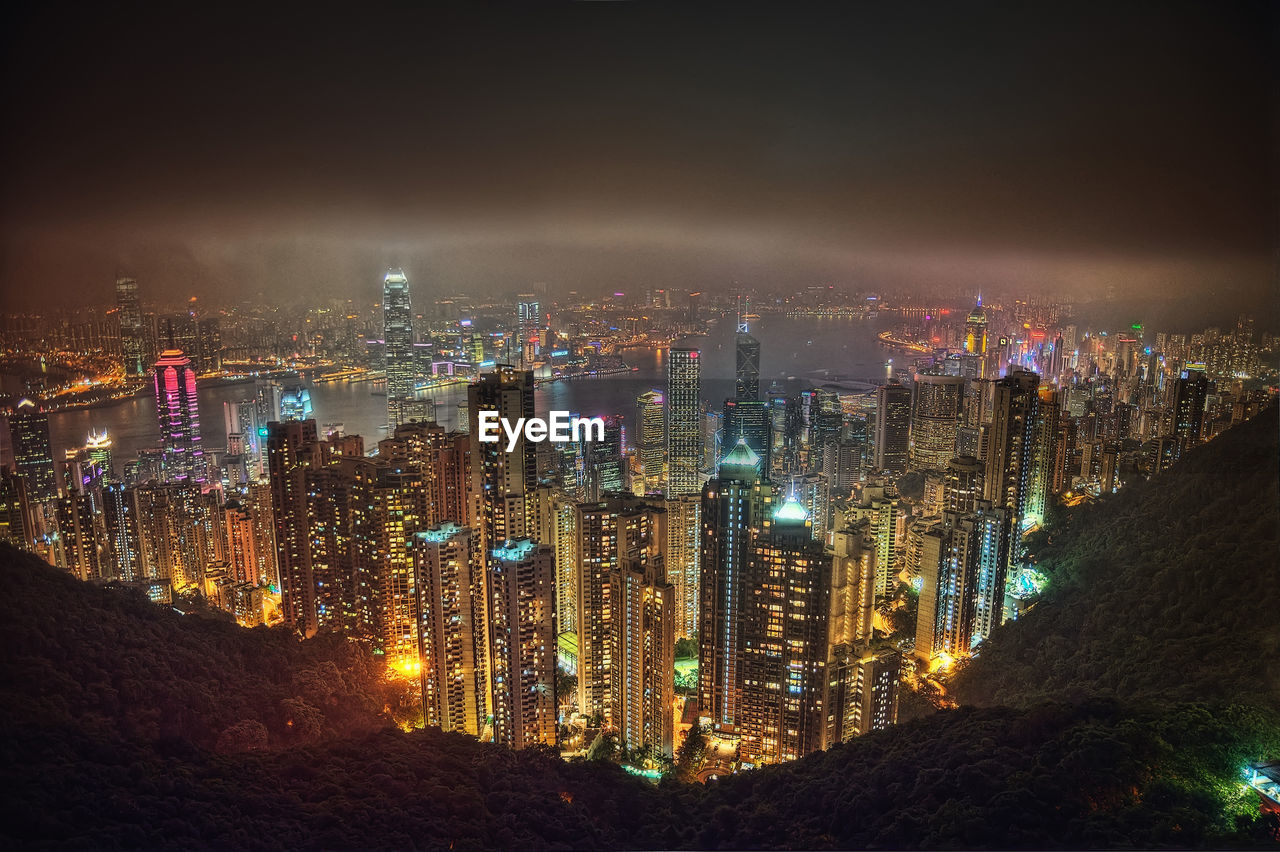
[0, 3, 1275, 848]
[1, 271, 1277, 765]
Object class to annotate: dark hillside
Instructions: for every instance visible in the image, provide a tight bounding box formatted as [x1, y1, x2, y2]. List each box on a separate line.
[952, 405, 1280, 708]
[0, 547, 391, 749]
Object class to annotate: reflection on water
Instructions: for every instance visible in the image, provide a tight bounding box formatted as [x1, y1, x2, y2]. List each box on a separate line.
[50, 315, 895, 465]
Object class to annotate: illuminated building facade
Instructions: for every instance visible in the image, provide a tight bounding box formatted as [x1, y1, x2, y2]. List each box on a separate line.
[722, 398, 771, 477]
[942, 455, 984, 515]
[826, 646, 901, 740]
[101, 482, 139, 581]
[664, 494, 701, 640]
[468, 367, 536, 556]
[154, 349, 204, 483]
[610, 553, 675, 756]
[413, 523, 489, 737]
[698, 439, 775, 732]
[383, 268, 416, 430]
[1170, 367, 1210, 459]
[735, 321, 761, 400]
[636, 390, 665, 494]
[487, 539, 557, 749]
[572, 496, 665, 726]
[224, 500, 260, 585]
[516, 296, 541, 368]
[909, 373, 965, 472]
[873, 382, 910, 475]
[0, 468, 35, 549]
[8, 399, 58, 502]
[740, 496, 830, 765]
[55, 490, 103, 581]
[666, 348, 702, 495]
[983, 369, 1040, 543]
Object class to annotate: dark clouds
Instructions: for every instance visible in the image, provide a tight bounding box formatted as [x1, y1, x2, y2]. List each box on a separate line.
[1, 2, 1274, 310]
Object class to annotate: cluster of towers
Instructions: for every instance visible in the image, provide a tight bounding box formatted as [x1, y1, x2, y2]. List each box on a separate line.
[3, 279, 1266, 773]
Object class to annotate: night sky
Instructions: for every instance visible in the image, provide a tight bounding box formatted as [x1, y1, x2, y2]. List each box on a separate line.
[1, 3, 1274, 312]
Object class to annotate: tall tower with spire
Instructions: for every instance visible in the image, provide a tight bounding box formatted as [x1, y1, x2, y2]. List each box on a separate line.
[383, 268, 415, 429]
[735, 298, 761, 400]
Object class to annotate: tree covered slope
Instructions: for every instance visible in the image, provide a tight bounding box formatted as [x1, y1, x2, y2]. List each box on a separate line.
[953, 406, 1280, 709]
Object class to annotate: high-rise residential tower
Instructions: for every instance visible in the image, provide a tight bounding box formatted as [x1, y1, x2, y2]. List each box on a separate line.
[412, 522, 489, 737]
[572, 496, 666, 726]
[468, 367, 537, 556]
[487, 539, 557, 749]
[740, 495, 831, 765]
[983, 369, 1040, 536]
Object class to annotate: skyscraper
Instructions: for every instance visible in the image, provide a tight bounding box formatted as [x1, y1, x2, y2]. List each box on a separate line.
[1170, 367, 1210, 459]
[722, 398, 771, 476]
[983, 369, 1040, 537]
[224, 500, 261, 585]
[154, 349, 204, 483]
[909, 373, 965, 472]
[664, 494, 701, 640]
[964, 301, 988, 362]
[115, 276, 146, 377]
[873, 382, 910, 476]
[468, 367, 537, 554]
[267, 419, 323, 635]
[487, 539, 557, 749]
[942, 455, 985, 515]
[55, 489, 103, 581]
[914, 504, 1010, 660]
[585, 416, 625, 500]
[1025, 387, 1060, 526]
[610, 550, 675, 756]
[740, 495, 831, 765]
[516, 296, 541, 368]
[807, 389, 843, 474]
[735, 318, 761, 400]
[848, 482, 903, 598]
[572, 496, 665, 727]
[699, 439, 775, 732]
[636, 390, 665, 495]
[7, 399, 57, 502]
[383, 268, 415, 430]
[413, 522, 489, 737]
[666, 348, 701, 495]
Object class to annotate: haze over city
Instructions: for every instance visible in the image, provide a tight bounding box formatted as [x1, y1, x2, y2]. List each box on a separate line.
[2, 3, 1274, 317]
